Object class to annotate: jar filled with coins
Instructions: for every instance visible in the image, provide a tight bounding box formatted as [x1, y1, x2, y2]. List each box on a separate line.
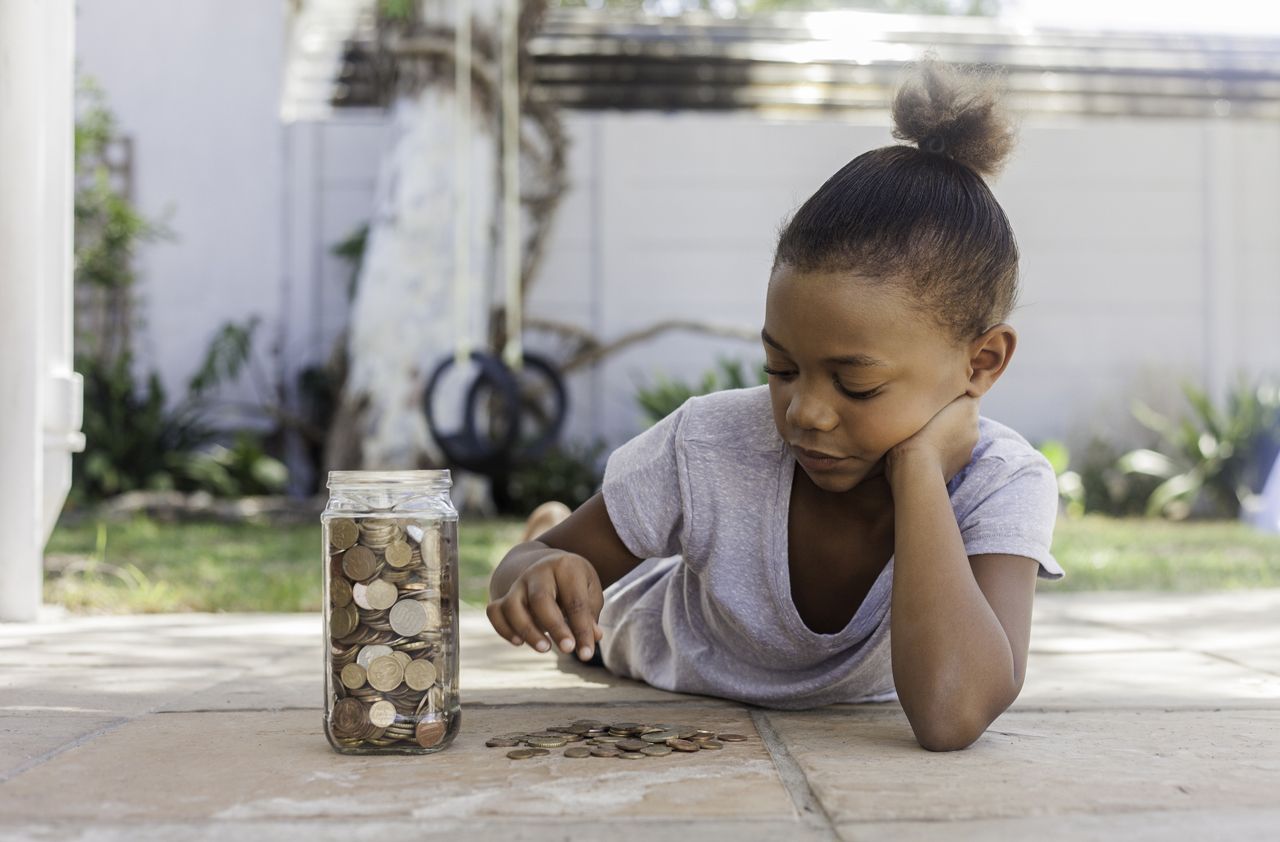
[322, 470, 460, 754]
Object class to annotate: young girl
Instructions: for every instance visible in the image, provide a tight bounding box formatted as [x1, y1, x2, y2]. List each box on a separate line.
[486, 51, 1065, 752]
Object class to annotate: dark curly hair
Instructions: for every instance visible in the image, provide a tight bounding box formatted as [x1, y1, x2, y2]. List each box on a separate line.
[770, 49, 1022, 346]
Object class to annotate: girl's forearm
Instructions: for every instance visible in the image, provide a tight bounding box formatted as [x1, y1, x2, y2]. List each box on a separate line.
[888, 449, 1018, 750]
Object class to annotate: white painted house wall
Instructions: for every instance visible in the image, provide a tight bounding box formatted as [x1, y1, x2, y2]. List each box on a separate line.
[76, 1, 1280, 480]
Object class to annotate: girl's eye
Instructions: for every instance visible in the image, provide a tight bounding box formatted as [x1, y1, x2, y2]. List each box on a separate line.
[761, 365, 882, 401]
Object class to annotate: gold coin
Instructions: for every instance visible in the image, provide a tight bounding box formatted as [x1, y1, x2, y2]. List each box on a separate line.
[641, 744, 672, 757]
[617, 751, 646, 760]
[330, 577, 353, 608]
[366, 579, 399, 610]
[329, 518, 359, 550]
[507, 748, 548, 760]
[368, 700, 397, 728]
[385, 540, 413, 568]
[616, 739, 648, 752]
[641, 730, 680, 743]
[388, 599, 428, 637]
[669, 739, 701, 752]
[342, 546, 377, 581]
[403, 658, 437, 691]
[331, 697, 366, 736]
[330, 604, 358, 638]
[391, 650, 412, 669]
[699, 740, 724, 750]
[526, 735, 568, 748]
[339, 663, 367, 689]
[416, 717, 447, 748]
[486, 738, 521, 747]
[563, 747, 592, 758]
[589, 746, 621, 758]
[718, 733, 748, 742]
[366, 655, 405, 692]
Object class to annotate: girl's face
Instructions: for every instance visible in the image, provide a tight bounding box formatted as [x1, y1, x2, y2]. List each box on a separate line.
[762, 265, 974, 497]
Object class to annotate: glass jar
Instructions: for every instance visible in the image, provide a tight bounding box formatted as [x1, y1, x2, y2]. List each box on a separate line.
[322, 469, 460, 754]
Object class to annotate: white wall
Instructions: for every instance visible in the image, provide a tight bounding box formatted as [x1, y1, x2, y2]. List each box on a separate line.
[75, 0, 286, 423]
[78, 1, 1280, 469]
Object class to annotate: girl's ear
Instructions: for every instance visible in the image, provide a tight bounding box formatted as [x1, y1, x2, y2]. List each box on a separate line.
[966, 324, 1016, 397]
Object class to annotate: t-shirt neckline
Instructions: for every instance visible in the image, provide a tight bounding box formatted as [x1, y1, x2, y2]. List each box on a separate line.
[771, 448, 895, 645]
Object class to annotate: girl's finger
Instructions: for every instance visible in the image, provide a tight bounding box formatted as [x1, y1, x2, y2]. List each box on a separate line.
[485, 601, 522, 645]
[527, 586, 576, 654]
[504, 592, 552, 652]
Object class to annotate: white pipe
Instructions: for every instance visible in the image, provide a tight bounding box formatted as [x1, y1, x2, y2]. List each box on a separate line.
[453, 0, 473, 366]
[500, 0, 521, 372]
[42, 0, 85, 546]
[0, 0, 50, 622]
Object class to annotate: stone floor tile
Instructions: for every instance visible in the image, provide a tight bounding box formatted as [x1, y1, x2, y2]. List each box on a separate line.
[836, 808, 1280, 842]
[1015, 648, 1280, 709]
[764, 708, 1280, 824]
[0, 818, 835, 842]
[0, 706, 794, 823]
[0, 711, 127, 781]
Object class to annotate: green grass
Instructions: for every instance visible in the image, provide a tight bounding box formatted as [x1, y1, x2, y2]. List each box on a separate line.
[43, 512, 1280, 614]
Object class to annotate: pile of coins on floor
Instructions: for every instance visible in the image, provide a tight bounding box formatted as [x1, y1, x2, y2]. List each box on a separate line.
[486, 719, 750, 760]
[325, 515, 457, 752]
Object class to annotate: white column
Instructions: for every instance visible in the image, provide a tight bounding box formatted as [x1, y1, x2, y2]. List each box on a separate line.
[0, 0, 82, 622]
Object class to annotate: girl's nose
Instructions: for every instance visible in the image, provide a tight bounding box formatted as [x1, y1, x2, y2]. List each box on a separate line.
[787, 390, 837, 431]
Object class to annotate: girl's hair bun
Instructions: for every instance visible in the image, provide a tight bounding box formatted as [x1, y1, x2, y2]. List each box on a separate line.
[890, 49, 1018, 179]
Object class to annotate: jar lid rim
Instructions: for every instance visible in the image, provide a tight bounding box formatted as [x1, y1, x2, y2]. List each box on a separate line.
[327, 469, 452, 487]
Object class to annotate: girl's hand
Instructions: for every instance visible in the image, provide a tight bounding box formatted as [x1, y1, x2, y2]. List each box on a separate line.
[486, 550, 605, 660]
[885, 393, 980, 487]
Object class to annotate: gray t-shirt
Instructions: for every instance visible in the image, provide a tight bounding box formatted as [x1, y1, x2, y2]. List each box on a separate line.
[597, 384, 1064, 710]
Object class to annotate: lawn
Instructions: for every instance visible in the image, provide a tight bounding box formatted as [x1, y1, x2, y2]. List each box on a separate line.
[42, 512, 1280, 614]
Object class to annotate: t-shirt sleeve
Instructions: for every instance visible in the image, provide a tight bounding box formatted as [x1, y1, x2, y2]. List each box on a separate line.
[600, 402, 693, 560]
[958, 453, 1066, 580]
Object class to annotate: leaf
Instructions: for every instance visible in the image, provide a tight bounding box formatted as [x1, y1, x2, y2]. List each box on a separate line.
[1115, 448, 1180, 479]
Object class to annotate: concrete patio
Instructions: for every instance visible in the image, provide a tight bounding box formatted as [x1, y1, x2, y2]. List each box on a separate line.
[2, 588, 1279, 841]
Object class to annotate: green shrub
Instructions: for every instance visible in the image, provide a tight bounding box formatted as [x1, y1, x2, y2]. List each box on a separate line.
[634, 354, 769, 425]
[1116, 373, 1280, 519]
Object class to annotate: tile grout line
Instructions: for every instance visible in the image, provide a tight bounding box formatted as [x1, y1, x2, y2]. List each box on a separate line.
[750, 709, 841, 841]
[0, 715, 134, 785]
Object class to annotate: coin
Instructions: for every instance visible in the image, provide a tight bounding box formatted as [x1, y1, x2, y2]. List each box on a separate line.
[403, 658, 438, 691]
[356, 644, 394, 669]
[391, 650, 412, 669]
[486, 738, 521, 747]
[641, 744, 672, 757]
[718, 733, 748, 742]
[507, 748, 547, 760]
[342, 546, 377, 581]
[329, 518, 359, 550]
[641, 730, 680, 743]
[616, 739, 649, 752]
[589, 746, 621, 758]
[416, 718, 447, 748]
[367, 655, 405, 692]
[330, 603, 358, 638]
[368, 700, 397, 728]
[617, 751, 645, 760]
[669, 739, 701, 752]
[331, 697, 366, 736]
[351, 582, 373, 610]
[385, 539, 413, 568]
[339, 663, 367, 689]
[562, 746, 592, 758]
[330, 577, 353, 608]
[526, 735, 569, 748]
[389, 599, 428, 637]
[699, 740, 724, 750]
[366, 579, 398, 610]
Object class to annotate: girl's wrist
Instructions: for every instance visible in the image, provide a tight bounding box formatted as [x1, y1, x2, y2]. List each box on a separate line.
[885, 446, 946, 489]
